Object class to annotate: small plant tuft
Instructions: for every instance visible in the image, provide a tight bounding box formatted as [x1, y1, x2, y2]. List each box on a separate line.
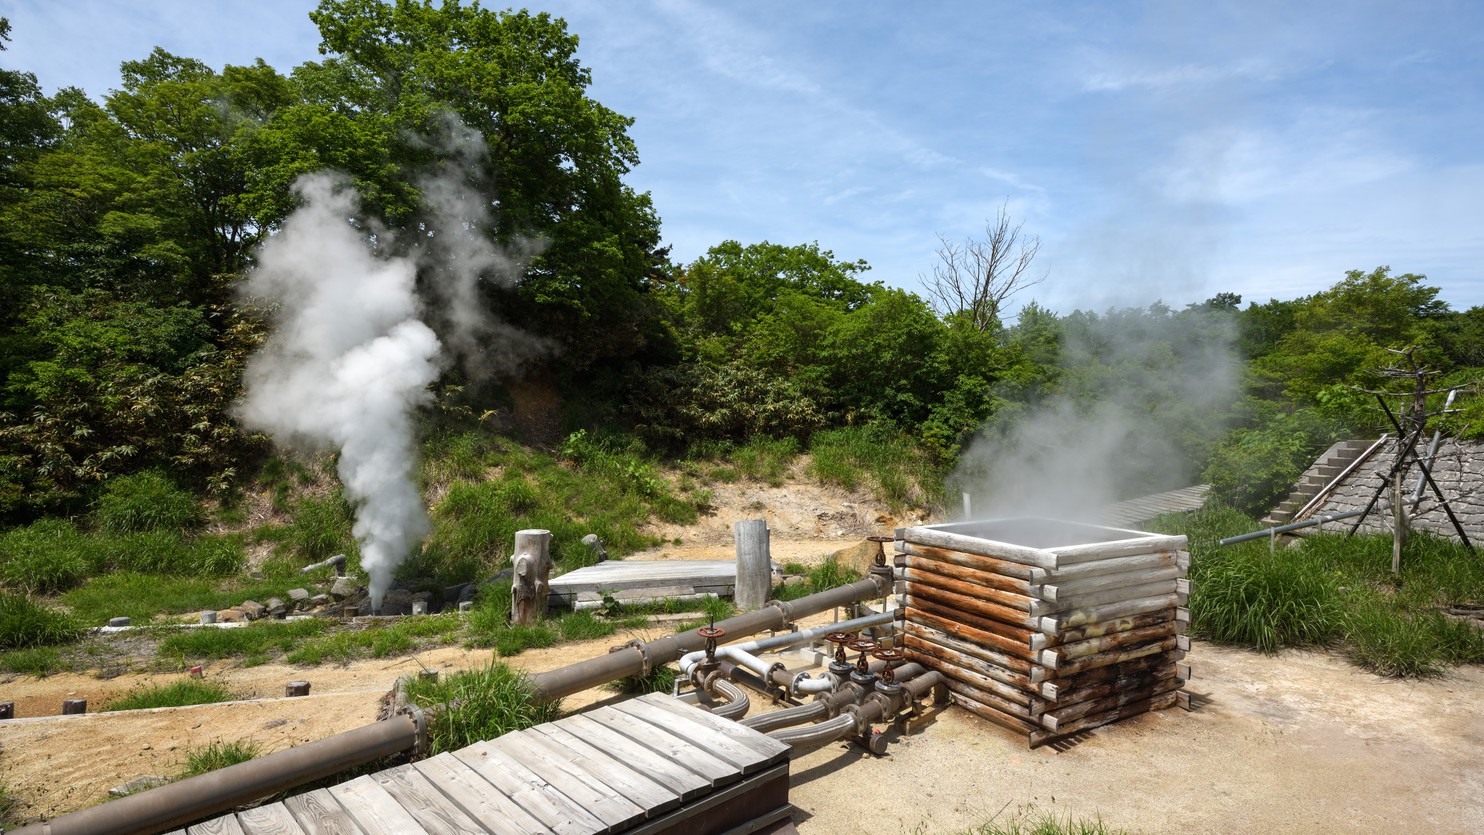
[105, 679, 236, 711]
[403, 663, 560, 754]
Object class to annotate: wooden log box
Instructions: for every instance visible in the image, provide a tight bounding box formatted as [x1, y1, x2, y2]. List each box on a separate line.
[906, 593, 1040, 650]
[942, 680, 1041, 734]
[904, 583, 1042, 630]
[1042, 550, 1177, 583]
[1038, 655, 1175, 701]
[902, 553, 1038, 596]
[905, 610, 1041, 674]
[1037, 567, 1182, 604]
[1041, 593, 1180, 632]
[1035, 578, 1180, 613]
[901, 636, 1037, 707]
[1051, 636, 1179, 678]
[1041, 621, 1177, 666]
[899, 528, 1057, 570]
[902, 628, 1036, 691]
[1040, 665, 1177, 711]
[1041, 677, 1183, 732]
[1052, 610, 1174, 646]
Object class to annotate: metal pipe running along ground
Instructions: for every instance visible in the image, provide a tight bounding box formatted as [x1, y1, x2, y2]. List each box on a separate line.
[18, 570, 892, 835]
[12, 713, 421, 835]
[527, 570, 894, 702]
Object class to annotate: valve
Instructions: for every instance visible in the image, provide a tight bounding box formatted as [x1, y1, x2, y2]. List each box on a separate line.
[824, 631, 854, 667]
[872, 647, 905, 683]
[866, 535, 892, 567]
[696, 617, 726, 666]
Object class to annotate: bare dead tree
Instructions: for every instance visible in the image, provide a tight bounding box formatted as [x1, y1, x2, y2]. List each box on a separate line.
[923, 202, 1045, 332]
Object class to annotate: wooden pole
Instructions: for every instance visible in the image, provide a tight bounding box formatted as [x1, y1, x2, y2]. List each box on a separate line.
[734, 519, 771, 611]
[510, 528, 553, 626]
[1392, 475, 1407, 574]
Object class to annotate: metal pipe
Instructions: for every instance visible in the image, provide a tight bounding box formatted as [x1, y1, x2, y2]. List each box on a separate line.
[1219, 507, 1378, 546]
[739, 700, 828, 733]
[767, 711, 856, 747]
[1412, 391, 1457, 508]
[707, 678, 751, 721]
[527, 574, 892, 702]
[14, 714, 420, 835]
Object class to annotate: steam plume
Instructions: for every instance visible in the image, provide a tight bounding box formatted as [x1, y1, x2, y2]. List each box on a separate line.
[953, 305, 1239, 523]
[237, 174, 440, 609]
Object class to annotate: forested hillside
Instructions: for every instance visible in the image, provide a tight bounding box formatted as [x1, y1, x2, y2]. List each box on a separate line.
[2, 2, 1481, 538]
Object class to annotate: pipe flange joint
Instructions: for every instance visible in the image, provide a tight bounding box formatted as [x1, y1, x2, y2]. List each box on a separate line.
[875, 680, 904, 698]
[624, 638, 654, 676]
[791, 671, 813, 697]
[842, 704, 870, 736]
[396, 703, 430, 760]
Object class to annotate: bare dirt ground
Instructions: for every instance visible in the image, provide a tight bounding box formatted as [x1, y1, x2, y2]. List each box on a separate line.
[2, 475, 1483, 832]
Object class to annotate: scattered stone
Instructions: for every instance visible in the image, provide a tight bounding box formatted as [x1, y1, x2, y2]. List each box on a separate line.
[217, 608, 244, 623]
[379, 589, 414, 616]
[109, 776, 168, 798]
[199, 611, 217, 624]
[266, 597, 287, 618]
[331, 576, 361, 599]
[783, 575, 809, 587]
[310, 594, 330, 607]
[285, 681, 310, 697]
[107, 616, 132, 627]
[240, 600, 268, 620]
[287, 588, 311, 603]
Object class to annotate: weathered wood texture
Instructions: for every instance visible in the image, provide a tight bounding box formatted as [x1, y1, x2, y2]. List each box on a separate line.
[510, 529, 553, 627]
[899, 519, 1192, 748]
[188, 693, 789, 835]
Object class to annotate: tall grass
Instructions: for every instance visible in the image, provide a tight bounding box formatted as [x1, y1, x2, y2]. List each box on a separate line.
[1157, 507, 1484, 677]
[94, 470, 203, 534]
[0, 519, 96, 595]
[180, 740, 261, 777]
[936, 805, 1127, 835]
[0, 592, 83, 649]
[808, 426, 941, 510]
[104, 679, 236, 711]
[61, 571, 302, 626]
[403, 663, 560, 754]
[0, 519, 244, 597]
[157, 619, 328, 664]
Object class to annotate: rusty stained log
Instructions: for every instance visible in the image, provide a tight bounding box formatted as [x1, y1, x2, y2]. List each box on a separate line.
[942, 679, 1041, 736]
[1038, 566, 1182, 605]
[1038, 653, 1174, 701]
[1041, 621, 1177, 667]
[902, 566, 1047, 614]
[1030, 690, 1179, 748]
[906, 608, 1045, 677]
[897, 527, 1057, 570]
[936, 674, 1038, 721]
[1052, 636, 1179, 678]
[1042, 677, 1183, 732]
[901, 635, 1037, 709]
[897, 543, 1047, 582]
[1053, 609, 1173, 646]
[902, 560, 1041, 607]
[905, 591, 1041, 650]
[1036, 578, 1179, 613]
[1040, 665, 1178, 713]
[902, 628, 1036, 692]
[904, 581, 1042, 630]
[903, 620, 1040, 678]
[1041, 593, 1180, 633]
[900, 552, 1038, 595]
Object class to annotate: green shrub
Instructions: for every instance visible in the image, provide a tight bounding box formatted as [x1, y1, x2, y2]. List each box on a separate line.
[733, 435, 799, 486]
[94, 470, 203, 534]
[60, 572, 300, 626]
[101, 531, 244, 577]
[104, 679, 236, 711]
[0, 519, 96, 594]
[180, 740, 260, 777]
[0, 592, 82, 649]
[556, 610, 615, 642]
[610, 663, 679, 695]
[403, 663, 560, 754]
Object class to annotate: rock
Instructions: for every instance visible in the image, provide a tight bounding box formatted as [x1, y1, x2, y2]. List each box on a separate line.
[379, 589, 414, 616]
[310, 594, 330, 607]
[266, 597, 287, 618]
[832, 539, 883, 575]
[217, 608, 244, 623]
[331, 576, 361, 599]
[239, 600, 267, 620]
[783, 575, 809, 587]
[287, 588, 311, 603]
[109, 776, 168, 798]
[107, 617, 131, 627]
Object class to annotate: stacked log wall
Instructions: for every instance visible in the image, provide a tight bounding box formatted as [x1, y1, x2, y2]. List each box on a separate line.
[896, 522, 1192, 748]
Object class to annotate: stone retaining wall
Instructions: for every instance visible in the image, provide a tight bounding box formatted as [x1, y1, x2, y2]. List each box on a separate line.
[1308, 438, 1484, 541]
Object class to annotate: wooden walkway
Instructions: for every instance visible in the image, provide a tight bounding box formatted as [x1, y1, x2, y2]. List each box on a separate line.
[178, 693, 792, 835]
[548, 560, 740, 609]
[1094, 485, 1211, 528]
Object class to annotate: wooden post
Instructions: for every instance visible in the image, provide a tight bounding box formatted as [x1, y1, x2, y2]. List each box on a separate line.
[1392, 476, 1408, 574]
[286, 681, 310, 697]
[734, 519, 771, 611]
[61, 698, 87, 715]
[0, 702, 13, 720]
[511, 529, 554, 626]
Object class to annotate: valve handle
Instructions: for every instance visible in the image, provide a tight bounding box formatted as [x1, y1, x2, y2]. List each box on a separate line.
[872, 647, 905, 664]
[695, 626, 726, 640]
[847, 638, 880, 653]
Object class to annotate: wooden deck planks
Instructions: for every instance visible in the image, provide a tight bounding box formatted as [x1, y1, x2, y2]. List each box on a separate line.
[412, 753, 552, 835]
[236, 803, 308, 835]
[283, 788, 366, 835]
[187, 693, 786, 835]
[326, 775, 431, 835]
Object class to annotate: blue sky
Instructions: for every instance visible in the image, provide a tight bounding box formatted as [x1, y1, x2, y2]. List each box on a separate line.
[3, 0, 1482, 315]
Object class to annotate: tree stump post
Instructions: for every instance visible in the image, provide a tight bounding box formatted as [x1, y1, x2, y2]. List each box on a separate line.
[735, 519, 771, 611]
[511, 529, 553, 626]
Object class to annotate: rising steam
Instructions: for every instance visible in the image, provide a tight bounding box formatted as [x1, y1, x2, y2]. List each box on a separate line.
[238, 127, 539, 609]
[953, 306, 1239, 523]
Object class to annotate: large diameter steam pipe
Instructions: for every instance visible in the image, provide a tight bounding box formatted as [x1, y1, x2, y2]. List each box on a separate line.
[13, 714, 419, 835]
[527, 573, 892, 702]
